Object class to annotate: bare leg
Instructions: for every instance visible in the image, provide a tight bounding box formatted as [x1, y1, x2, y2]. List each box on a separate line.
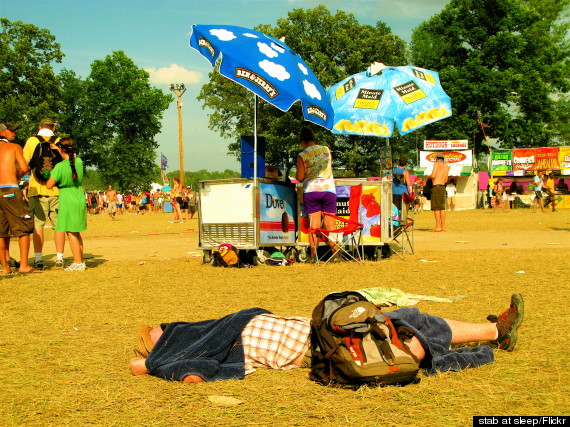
[54, 230, 65, 254]
[308, 211, 322, 258]
[0, 237, 10, 273]
[323, 212, 340, 253]
[67, 232, 84, 264]
[444, 319, 498, 344]
[33, 228, 44, 253]
[17, 235, 33, 272]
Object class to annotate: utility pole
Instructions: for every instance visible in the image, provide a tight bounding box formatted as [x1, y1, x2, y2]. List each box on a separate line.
[169, 83, 186, 186]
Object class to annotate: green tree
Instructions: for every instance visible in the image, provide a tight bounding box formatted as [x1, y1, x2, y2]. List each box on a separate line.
[77, 51, 173, 190]
[197, 5, 407, 176]
[0, 18, 64, 140]
[410, 0, 570, 153]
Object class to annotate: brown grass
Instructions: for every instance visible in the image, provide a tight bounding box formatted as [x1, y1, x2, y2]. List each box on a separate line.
[1, 208, 569, 425]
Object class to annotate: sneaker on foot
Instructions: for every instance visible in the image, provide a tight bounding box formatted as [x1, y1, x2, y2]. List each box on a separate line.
[55, 259, 65, 268]
[34, 260, 45, 270]
[487, 293, 524, 351]
[65, 262, 86, 271]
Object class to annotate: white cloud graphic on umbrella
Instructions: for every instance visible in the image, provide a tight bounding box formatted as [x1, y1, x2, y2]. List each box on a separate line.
[259, 59, 290, 81]
[303, 80, 321, 100]
[210, 29, 236, 41]
[258, 42, 279, 58]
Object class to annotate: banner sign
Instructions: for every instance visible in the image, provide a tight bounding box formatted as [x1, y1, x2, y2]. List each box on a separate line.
[512, 148, 537, 172]
[491, 150, 513, 174]
[535, 147, 560, 170]
[419, 150, 472, 167]
[559, 147, 570, 173]
[423, 140, 469, 150]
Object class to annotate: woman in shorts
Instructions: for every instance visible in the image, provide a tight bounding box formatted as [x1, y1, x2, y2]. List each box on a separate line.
[295, 127, 336, 261]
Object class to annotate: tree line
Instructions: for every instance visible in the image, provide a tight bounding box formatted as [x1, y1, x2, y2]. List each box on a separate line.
[1, 1, 568, 187]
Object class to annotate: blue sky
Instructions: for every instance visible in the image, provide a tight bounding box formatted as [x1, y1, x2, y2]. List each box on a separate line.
[2, 0, 450, 172]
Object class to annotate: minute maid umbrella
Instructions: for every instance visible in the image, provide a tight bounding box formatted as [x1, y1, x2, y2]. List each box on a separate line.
[328, 63, 452, 137]
[189, 24, 333, 130]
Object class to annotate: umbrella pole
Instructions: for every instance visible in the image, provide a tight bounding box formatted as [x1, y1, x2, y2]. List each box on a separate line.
[254, 94, 258, 188]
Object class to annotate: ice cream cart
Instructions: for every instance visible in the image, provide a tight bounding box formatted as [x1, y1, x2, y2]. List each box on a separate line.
[197, 178, 297, 265]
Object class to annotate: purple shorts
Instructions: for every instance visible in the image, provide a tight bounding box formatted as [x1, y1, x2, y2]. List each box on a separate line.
[303, 191, 337, 215]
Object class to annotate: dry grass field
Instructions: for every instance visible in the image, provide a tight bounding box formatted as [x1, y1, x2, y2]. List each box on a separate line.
[1, 207, 569, 426]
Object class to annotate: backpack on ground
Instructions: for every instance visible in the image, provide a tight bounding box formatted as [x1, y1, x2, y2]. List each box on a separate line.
[212, 243, 240, 267]
[28, 136, 63, 185]
[309, 291, 420, 388]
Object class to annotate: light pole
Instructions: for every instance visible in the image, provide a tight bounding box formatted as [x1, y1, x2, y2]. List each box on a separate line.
[169, 83, 186, 186]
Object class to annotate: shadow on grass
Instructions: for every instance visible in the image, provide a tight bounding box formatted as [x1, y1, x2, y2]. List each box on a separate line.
[82, 252, 107, 268]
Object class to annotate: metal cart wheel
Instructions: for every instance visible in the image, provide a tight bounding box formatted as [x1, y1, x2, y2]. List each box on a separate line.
[284, 247, 298, 262]
[297, 247, 311, 263]
[202, 250, 214, 265]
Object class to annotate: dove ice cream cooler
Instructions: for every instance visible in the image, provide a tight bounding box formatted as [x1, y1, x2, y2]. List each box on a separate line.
[197, 178, 297, 265]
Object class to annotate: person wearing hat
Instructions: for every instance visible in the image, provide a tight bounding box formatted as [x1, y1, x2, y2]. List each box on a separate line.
[0, 122, 39, 274]
[427, 153, 449, 232]
[23, 118, 66, 269]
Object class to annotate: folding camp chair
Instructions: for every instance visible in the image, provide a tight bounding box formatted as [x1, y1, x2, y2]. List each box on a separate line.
[309, 212, 364, 265]
[389, 202, 414, 258]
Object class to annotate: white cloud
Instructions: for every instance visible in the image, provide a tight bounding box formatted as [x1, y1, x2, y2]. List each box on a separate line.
[244, 33, 259, 38]
[259, 60, 290, 81]
[258, 42, 279, 58]
[303, 80, 322, 100]
[298, 63, 308, 75]
[270, 42, 285, 54]
[210, 28, 236, 41]
[146, 64, 203, 85]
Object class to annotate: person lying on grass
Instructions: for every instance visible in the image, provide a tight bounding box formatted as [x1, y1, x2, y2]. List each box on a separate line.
[129, 294, 524, 383]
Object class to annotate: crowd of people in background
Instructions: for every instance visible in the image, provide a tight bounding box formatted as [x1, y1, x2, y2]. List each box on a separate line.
[84, 186, 198, 221]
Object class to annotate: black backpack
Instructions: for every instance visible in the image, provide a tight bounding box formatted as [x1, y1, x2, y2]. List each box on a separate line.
[29, 136, 63, 185]
[422, 178, 433, 200]
[309, 291, 420, 388]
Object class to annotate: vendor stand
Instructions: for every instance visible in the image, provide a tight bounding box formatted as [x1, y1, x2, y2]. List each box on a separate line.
[490, 146, 570, 209]
[197, 178, 297, 265]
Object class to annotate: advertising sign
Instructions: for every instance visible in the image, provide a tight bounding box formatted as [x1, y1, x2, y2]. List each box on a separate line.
[420, 151, 472, 167]
[299, 184, 382, 244]
[535, 147, 560, 170]
[513, 148, 537, 173]
[424, 140, 469, 150]
[559, 147, 570, 173]
[259, 183, 296, 244]
[491, 150, 513, 175]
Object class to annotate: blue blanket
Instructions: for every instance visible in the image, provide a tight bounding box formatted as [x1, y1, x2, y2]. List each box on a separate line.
[145, 307, 270, 382]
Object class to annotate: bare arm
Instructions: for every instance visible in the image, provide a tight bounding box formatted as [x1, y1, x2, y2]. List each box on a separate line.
[295, 155, 305, 182]
[14, 144, 29, 178]
[46, 177, 56, 190]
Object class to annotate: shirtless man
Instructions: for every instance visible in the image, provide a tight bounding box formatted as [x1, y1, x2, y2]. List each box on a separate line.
[428, 153, 450, 232]
[0, 123, 38, 274]
[106, 186, 118, 220]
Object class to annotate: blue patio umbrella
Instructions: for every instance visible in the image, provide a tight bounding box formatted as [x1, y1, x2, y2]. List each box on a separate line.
[189, 24, 333, 182]
[328, 63, 452, 138]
